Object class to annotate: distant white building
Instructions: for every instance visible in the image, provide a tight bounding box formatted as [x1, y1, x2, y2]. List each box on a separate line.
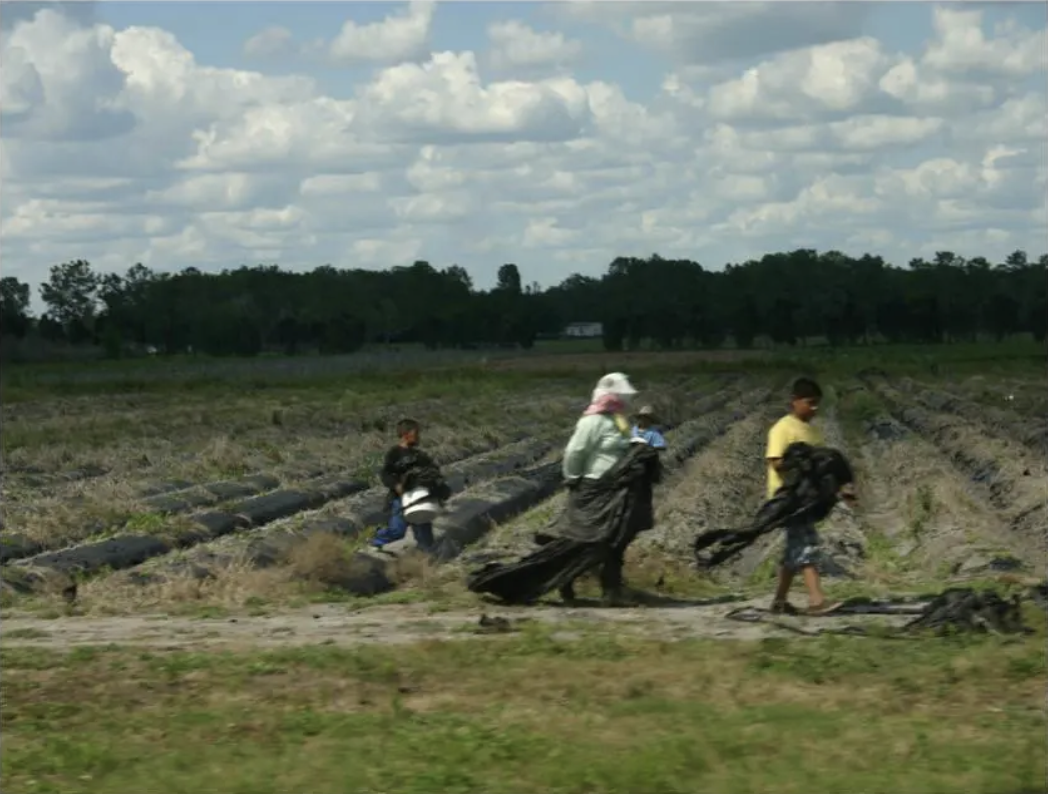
[563, 321, 603, 339]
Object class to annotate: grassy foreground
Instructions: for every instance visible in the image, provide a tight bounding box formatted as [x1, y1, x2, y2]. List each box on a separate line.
[2, 627, 1044, 794]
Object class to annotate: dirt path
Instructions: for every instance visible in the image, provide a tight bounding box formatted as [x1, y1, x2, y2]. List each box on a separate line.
[0, 599, 917, 651]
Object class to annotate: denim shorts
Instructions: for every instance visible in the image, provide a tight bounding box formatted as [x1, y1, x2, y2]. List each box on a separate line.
[781, 522, 821, 573]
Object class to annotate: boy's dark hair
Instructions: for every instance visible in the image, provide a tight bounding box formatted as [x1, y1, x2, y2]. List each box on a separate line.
[396, 418, 421, 437]
[790, 377, 823, 400]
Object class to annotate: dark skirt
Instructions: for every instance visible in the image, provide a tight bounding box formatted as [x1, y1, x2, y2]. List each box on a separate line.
[465, 445, 660, 604]
[465, 536, 607, 604]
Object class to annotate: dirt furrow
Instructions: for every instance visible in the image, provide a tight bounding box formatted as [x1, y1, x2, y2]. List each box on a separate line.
[808, 406, 873, 577]
[3, 435, 565, 599]
[862, 376, 1047, 572]
[842, 396, 1027, 579]
[632, 402, 777, 566]
[1, 387, 618, 560]
[0, 421, 557, 565]
[0, 597, 922, 651]
[937, 374, 1048, 420]
[893, 377, 1048, 459]
[59, 383, 723, 607]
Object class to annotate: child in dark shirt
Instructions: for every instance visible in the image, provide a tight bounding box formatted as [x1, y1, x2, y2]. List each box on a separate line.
[371, 418, 446, 554]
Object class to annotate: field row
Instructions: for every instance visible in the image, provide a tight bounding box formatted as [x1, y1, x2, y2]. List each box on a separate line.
[450, 373, 1046, 605]
[881, 375, 1046, 459]
[71, 383, 768, 611]
[0, 376, 736, 605]
[4, 372, 1043, 616]
[1, 388, 585, 496]
[855, 375, 1046, 568]
[2, 374, 715, 553]
[2, 373, 717, 494]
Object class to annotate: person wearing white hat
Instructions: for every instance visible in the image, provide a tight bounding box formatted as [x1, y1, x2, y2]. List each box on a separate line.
[589, 371, 638, 405]
[564, 372, 638, 483]
[559, 372, 644, 604]
[465, 373, 662, 607]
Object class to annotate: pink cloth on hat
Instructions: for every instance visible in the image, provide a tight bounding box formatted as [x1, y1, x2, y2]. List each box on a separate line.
[583, 393, 626, 416]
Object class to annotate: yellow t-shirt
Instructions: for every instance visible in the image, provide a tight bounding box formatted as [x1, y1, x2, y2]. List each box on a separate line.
[765, 414, 824, 498]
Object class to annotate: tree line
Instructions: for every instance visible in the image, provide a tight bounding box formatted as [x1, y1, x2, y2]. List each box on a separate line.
[1, 249, 1045, 360]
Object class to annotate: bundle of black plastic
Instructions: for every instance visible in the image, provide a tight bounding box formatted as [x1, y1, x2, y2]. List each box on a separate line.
[902, 587, 1030, 635]
[693, 442, 855, 570]
[467, 443, 661, 604]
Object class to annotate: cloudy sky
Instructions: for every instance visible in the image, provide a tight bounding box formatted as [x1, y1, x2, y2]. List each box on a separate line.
[2, 1, 1046, 299]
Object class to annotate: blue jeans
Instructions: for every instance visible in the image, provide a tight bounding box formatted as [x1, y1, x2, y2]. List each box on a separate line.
[372, 497, 436, 552]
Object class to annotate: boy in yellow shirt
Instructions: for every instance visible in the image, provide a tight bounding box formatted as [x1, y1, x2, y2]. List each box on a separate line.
[765, 377, 845, 616]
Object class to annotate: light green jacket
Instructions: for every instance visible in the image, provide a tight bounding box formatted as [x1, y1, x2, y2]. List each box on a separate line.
[562, 413, 631, 480]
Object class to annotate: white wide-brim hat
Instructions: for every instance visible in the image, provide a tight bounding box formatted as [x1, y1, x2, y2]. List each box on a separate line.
[592, 372, 638, 400]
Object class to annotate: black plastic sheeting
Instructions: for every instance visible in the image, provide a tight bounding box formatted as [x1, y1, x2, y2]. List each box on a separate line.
[319, 394, 771, 598]
[3, 388, 761, 595]
[725, 586, 1040, 638]
[433, 465, 564, 562]
[694, 443, 855, 570]
[125, 439, 561, 591]
[0, 429, 552, 572]
[3, 474, 372, 585]
[0, 473, 286, 565]
[0, 535, 46, 565]
[23, 536, 173, 576]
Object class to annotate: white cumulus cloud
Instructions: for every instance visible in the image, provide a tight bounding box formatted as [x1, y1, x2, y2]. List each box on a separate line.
[488, 20, 583, 71]
[328, 0, 434, 65]
[0, 3, 1044, 294]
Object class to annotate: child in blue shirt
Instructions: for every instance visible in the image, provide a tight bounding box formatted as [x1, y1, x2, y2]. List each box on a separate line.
[632, 405, 667, 449]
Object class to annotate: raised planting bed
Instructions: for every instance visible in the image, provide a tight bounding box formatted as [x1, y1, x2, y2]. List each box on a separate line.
[862, 375, 1048, 557]
[1, 435, 568, 598]
[325, 390, 774, 598]
[98, 383, 759, 597]
[0, 414, 577, 567]
[892, 376, 1048, 459]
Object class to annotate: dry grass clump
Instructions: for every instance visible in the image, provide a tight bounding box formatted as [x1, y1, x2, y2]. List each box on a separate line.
[60, 531, 449, 617]
[6, 485, 144, 546]
[284, 532, 442, 593]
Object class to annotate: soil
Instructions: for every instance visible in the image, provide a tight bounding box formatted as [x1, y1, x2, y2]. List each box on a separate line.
[869, 379, 1047, 565]
[896, 377, 1048, 458]
[0, 598, 917, 651]
[5, 374, 1043, 653]
[851, 411, 1025, 575]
